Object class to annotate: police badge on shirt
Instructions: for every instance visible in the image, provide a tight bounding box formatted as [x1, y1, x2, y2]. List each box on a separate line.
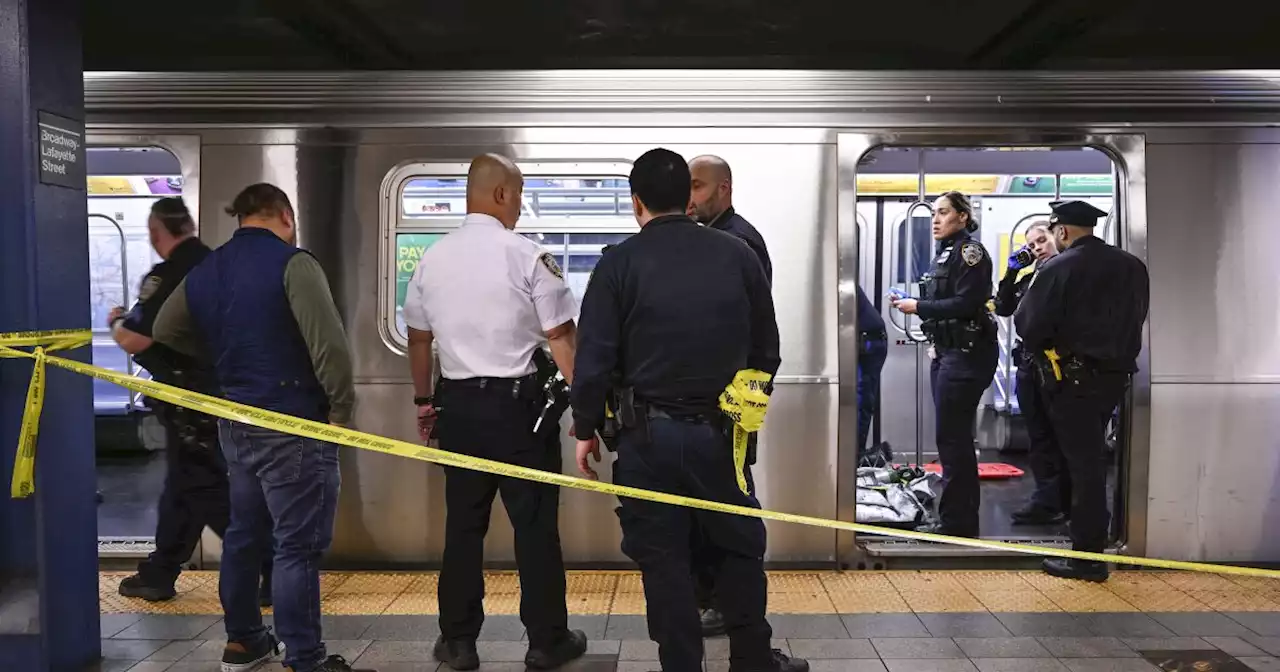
[138, 274, 163, 302]
[539, 252, 564, 280]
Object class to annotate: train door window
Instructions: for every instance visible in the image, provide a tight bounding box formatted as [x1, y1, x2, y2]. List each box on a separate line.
[382, 163, 637, 350]
[86, 146, 184, 414]
[856, 146, 1122, 546]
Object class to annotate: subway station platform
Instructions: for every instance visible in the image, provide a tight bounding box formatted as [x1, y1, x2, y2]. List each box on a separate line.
[94, 570, 1280, 671]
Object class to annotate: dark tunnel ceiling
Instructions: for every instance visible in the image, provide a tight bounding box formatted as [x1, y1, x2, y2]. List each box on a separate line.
[84, 0, 1280, 71]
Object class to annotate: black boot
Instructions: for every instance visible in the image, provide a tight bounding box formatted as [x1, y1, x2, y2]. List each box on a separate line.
[773, 649, 810, 672]
[433, 636, 479, 671]
[1010, 505, 1066, 526]
[1043, 558, 1109, 582]
[525, 629, 588, 670]
[118, 573, 177, 602]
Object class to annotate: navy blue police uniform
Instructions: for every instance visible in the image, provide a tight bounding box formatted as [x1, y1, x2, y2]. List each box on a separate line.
[573, 210, 805, 672]
[994, 253, 1071, 525]
[1014, 200, 1149, 581]
[915, 230, 998, 537]
[855, 285, 890, 465]
[117, 237, 273, 603]
[692, 206, 773, 636]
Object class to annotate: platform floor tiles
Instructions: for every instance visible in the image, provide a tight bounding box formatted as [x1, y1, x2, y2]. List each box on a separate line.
[92, 570, 1280, 671]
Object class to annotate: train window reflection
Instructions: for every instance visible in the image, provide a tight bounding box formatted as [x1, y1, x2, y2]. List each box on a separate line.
[87, 146, 183, 414]
[388, 170, 638, 345]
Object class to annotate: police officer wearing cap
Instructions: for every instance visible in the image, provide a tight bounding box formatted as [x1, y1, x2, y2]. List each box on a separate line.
[994, 221, 1069, 526]
[685, 154, 773, 638]
[403, 153, 588, 671]
[573, 148, 808, 672]
[1015, 200, 1149, 582]
[891, 191, 998, 537]
[107, 197, 272, 606]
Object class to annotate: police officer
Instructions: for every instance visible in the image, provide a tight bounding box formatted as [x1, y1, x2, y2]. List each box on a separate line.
[855, 285, 891, 466]
[993, 221, 1068, 526]
[403, 154, 587, 671]
[107, 197, 272, 606]
[153, 184, 366, 672]
[1015, 200, 1149, 582]
[685, 154, 773, 637]
[890, 191, 997, 537]
[573, 148, 808, 672]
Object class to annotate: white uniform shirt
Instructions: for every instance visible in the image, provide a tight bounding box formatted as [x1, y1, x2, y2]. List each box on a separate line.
[402, 213, 578, 380]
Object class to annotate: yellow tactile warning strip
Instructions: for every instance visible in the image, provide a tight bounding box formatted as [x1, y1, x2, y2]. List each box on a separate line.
[99, 570, 1280, 616]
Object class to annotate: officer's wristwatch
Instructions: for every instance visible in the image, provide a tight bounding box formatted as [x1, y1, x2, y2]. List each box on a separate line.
[414, 396, 433, 406]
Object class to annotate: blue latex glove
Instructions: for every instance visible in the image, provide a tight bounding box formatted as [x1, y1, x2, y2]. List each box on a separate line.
[1008, 246, 1031, 272]
[886, 287, 910, 301]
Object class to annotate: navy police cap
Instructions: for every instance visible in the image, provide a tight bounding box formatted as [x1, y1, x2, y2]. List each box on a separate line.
[1048, 200, 1108, 227]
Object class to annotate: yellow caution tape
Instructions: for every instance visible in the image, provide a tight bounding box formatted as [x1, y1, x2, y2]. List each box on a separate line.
[718, 369, 773, 496]
[0, 329, 93, 498]
[4, 329, 1280, 579]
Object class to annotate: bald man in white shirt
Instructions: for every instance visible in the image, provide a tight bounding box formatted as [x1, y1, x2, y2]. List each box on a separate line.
[402, 154, 586, 672]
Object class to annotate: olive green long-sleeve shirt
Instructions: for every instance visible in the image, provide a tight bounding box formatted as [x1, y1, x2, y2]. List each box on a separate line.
[153, 253, 356, 425]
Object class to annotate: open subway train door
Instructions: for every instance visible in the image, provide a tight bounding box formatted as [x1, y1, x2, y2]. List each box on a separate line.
[836, 133, 1150, 566]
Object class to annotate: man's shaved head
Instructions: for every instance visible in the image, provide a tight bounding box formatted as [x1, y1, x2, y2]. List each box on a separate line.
[466, 153, 524, 228]
[687, 154, 733, 224]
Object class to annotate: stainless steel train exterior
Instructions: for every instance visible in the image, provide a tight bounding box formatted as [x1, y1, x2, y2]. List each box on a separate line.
[82, 71, 1280, 569]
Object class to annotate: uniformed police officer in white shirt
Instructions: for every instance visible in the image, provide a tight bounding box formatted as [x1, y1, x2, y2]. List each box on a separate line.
[403, 153, 587, 672]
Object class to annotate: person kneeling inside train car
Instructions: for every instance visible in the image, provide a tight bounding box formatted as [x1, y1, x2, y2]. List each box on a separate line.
[403, 153, 588, 672]
[108, 197, 273, 607]
[153, 184, 369, 672]
[890, 191, 998, 538]
[684, 154, 775, 639]
[1014, 200, 1149, 582]
[573, 148, 808, 672]
[994, 221, 1070, 527]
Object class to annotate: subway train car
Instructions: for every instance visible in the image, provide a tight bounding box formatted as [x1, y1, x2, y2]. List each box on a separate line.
[83, 71, 1280, 570]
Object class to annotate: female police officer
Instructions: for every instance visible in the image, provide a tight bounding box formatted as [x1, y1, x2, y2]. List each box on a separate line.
[890, 191, 998, 537]
[993, 222, 1068, 527]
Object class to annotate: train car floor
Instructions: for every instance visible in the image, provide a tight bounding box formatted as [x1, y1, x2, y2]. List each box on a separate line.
[97, 451, 165, 538]
[91, 570, 1280, 672]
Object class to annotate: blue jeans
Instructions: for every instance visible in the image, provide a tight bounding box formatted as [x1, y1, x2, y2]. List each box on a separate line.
[857, 337, 888, 456]
[217, 420, 341, 672]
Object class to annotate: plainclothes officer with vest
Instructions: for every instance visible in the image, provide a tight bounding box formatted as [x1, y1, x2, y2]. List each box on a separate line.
[855, 284, 892, 466]
[108, 197, 273, 606]
[890, 191, 998, 538]
[1015, 200, 1149, 582]
[684, 154, 774, 638]
[993, 221, 1069, 526]
[573, 148, 808, 672]
[403, 154, 587, 672]
[153, 184, 368, 672]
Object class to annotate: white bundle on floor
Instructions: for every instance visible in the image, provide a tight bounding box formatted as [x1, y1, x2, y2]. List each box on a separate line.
[854, 467, 941, 525]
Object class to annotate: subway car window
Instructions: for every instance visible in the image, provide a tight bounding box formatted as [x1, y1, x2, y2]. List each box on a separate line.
[390, 174, 636, 343]
[87, 146, 183, 414]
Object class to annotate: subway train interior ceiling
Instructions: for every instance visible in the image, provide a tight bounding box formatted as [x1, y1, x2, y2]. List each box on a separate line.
[84, 71, 1280, 571]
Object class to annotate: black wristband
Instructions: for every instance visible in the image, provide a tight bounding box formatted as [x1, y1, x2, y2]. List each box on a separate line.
[414, 396, 433, 406]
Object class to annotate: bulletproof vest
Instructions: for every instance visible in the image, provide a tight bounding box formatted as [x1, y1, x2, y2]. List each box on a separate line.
[184, 227, 330, 422]
[919, 235, 991, 349]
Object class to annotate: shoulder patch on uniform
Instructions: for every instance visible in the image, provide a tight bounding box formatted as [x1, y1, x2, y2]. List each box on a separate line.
[538, 252, 563, 279]
[961, 242, 985, 267]
[138, 275, 163, 302]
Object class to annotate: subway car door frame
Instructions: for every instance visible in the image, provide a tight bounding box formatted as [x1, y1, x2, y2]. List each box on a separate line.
[835, 132, 1150, 566]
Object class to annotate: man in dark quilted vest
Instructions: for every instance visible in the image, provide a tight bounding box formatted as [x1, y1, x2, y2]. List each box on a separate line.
[152, 184, 369, 672]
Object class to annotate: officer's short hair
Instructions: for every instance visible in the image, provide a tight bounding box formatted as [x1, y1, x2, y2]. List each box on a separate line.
[225, 183, 294, 222]
[630, 148, 692, 214]
[150, 197, 195, 236]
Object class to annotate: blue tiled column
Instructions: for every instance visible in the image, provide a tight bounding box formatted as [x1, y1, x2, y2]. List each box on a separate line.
[0, 0, 98, 669]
